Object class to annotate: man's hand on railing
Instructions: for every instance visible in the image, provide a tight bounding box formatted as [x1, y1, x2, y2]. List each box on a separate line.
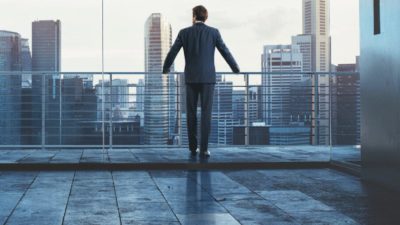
[233, 68, 240, 74]
[162, 68, 170, 74]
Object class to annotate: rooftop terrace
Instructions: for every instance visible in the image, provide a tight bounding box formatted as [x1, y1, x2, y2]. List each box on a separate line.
[1, 168, 399, 225]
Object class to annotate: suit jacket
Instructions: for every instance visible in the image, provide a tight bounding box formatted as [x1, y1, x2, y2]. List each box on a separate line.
[162, 22, 240, 84]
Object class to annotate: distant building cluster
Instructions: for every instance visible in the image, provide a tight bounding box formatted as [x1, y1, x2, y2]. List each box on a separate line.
[0, 0, 360, 146]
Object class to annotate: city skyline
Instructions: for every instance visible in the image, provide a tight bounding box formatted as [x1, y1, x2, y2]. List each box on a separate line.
[0, 0, 361, 147]
[0, 0, 359, 72]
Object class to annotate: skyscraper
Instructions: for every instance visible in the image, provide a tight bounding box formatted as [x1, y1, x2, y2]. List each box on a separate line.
[20, 38, 33, 144]
[302, 0, 331, 144]
[332, 63, 360, 145]
[144, 13, 173, 145]
[261, 44, 312, 145]
[210, 76, 234, 145]
[292, 34, 312, 72]
[32, 20, 61, 72]
[303, 0, 330, 72]
[0, 30, 22, 145]
[21, 38, 32, 85]
[31, 20, 61, 144]
[261, 44, 304, 126]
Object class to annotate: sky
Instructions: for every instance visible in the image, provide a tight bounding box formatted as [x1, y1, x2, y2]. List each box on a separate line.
[0, 0, 360, 72]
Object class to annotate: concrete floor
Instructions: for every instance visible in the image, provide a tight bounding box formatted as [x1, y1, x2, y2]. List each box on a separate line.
[0, 146, 360, 164]
[1, 169, 399, 225]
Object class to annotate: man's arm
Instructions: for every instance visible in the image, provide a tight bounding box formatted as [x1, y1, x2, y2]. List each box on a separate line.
[216, 29, 240, 73]
[163, 31, 183, 74]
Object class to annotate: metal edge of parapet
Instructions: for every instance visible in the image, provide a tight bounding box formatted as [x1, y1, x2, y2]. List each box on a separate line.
[0, 161, 330, 171]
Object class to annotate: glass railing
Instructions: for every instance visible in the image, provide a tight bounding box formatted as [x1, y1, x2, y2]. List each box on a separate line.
[0, 71, 360, 163]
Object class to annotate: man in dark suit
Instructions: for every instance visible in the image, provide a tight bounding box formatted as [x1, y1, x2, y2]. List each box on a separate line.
[163, 5, 240, 157]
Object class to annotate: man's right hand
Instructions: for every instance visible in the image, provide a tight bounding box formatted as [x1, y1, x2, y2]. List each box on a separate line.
[233, 67, 240, 74]
[162, 68, 170, 74]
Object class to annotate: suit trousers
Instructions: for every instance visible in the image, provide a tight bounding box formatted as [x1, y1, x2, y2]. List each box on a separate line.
[185, 83, 215, 152]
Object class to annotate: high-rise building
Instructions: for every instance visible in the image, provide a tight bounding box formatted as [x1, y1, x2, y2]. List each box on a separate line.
[111, 79, 129, 109]
[248, 86, 264, 124]
[32, 20, 61, 72]
[0, 30, 22, 145]
[302, 0, 331, 144]
[20, 39, 33, 145]
[211, 112, 234, 145]
[136, 79, 145, 112]
[261, 44, 304, 126]
[232, 90, 245, 125]
[31, 20, 61, 144]
[332, 62, 360, 145]
[95, 79, 130, 120]
[63, 74, 93, 89]
[61, 77, 97, 144]
[233, 126, 270, 145]
[21, 38, 32, 85]
[289, 78, 313, 126]
[261, 44, 313, 145]
[292, 34, 313, 72]
[144, 13, 173, 145]
[210, 76, 234, 145]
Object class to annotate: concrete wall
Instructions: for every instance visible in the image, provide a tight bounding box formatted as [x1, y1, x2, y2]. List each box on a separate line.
[360, 0, 400, 190]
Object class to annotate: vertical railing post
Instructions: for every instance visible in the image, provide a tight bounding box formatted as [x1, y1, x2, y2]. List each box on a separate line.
[314, 73, 319, 145]
[329, 71, 333, 157]
[244, 73, 249, 146]
[59, 72, 62, 145]
[177, 73, 182, 147]
[41, 73, 46, 149]
[109, 73, 113, 150]
[101, 0, 105, 160]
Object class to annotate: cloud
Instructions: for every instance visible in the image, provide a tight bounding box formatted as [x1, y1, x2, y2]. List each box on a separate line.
[211, 13, 247, 30]
[248, 7, 301, 42]
[196, 5, 301, 44]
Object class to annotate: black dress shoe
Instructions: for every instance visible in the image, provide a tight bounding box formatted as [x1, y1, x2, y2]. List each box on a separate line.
[199, 150, 210, 158]
[189, 148, 199, 156]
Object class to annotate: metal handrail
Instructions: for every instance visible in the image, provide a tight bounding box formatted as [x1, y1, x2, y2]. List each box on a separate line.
[0, 71, 360, 148]
[0, 71, 359, 75]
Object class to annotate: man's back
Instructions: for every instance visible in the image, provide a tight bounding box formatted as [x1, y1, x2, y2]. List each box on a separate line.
[163, 5, 239, 157]
[163, 22, 239, 83]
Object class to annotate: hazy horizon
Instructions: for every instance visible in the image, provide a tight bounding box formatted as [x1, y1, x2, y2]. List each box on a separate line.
[0, 0, 360, 72]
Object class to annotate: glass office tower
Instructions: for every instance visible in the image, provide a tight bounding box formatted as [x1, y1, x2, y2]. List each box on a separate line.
[144, 13, 174, 145]
[31, 20, 61, 144]
[0, 30, 22, 145]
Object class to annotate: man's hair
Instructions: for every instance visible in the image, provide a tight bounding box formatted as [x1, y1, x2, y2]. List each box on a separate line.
[192, 5, 208, 22]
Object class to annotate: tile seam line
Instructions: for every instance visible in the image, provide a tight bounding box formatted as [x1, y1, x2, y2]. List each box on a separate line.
[110, 171, 123, 225]
[15, 149, 37, 163]
[223, 171, 300, 223]
[2, 171, 40, 224]
[62, 149, 82, 224]
[61, 170, 76, 225]
[150, 172, 182, 225]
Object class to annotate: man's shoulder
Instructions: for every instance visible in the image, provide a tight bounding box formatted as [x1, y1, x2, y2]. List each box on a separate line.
[180, 26, 192, 32]
[205, 24, 218, 31]
[201, 24, 219, 33]
[179, 24, 219, 34]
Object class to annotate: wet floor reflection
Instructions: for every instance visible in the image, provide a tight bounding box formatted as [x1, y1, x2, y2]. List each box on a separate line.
[185, 156, 215, 225]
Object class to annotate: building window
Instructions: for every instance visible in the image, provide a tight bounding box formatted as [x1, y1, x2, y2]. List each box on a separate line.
[374, 0, 381, 35]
